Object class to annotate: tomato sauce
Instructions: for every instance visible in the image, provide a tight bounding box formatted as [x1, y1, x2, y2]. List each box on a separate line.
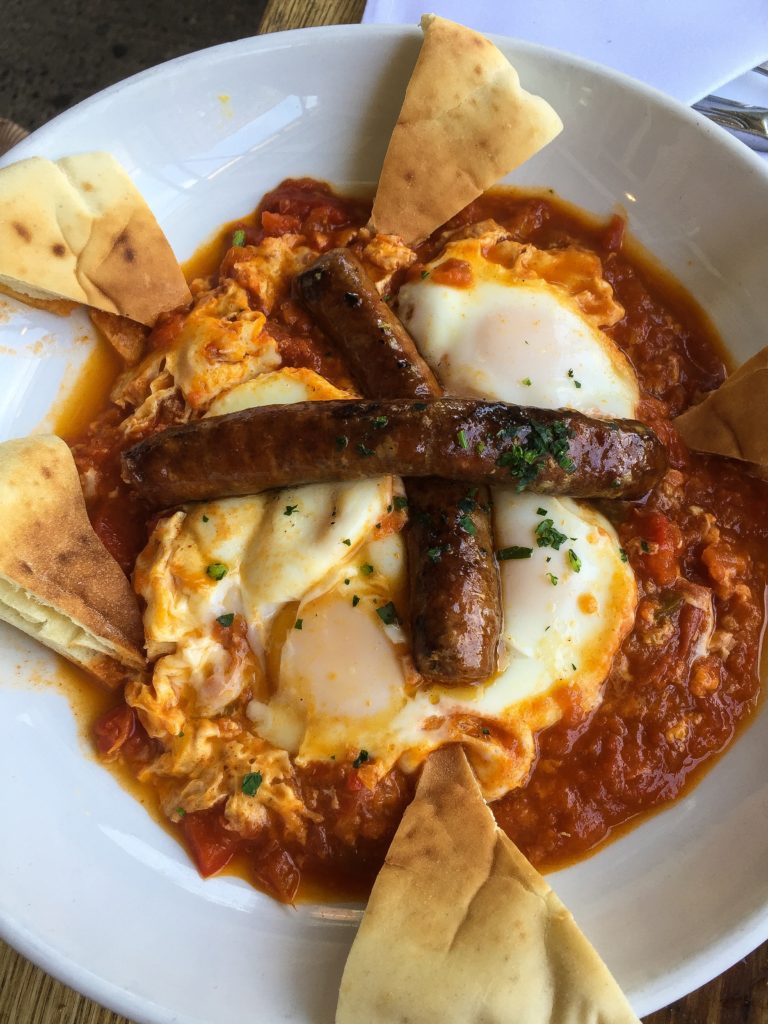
[68, 179, 767, 900]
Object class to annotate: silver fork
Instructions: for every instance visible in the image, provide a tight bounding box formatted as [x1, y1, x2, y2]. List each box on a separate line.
[694, 63, 768, 150]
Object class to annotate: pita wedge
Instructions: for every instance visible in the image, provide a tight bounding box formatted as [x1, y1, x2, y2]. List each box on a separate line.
[370, 14, 563, 243]
[0, 152, 191, 325]
[337, 745, 640, 1024]
[0, 435, 145, 687]
[675, 346, 768, 471]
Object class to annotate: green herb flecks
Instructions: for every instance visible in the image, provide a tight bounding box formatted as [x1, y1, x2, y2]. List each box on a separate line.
[294, 619, 303, 630]
[496, 546, 533, 560]
[231, 228, 246, 247]
[393, 495, 408, 511]
[567, 549, 582, 573]
[352, 594, 360, 607]
[457, 428, 469, 450]
[283, 504, 298, 516]
[360, 563, 374, 575]
[357, 442, 375, 457]
[535, 518, 568, 550]
[546, 572, 559, 586]
[458, 514, 477, 536]
[206, 562, 228, 581]
[242, 771, 263, 796]
[376, 602, 399, 626]
[427, 546, 443, 563]
[336, 435, 349, 450]
[216, 613, 235, 627]
[353, 749, 370, 768]
[372, 415, 388, 429]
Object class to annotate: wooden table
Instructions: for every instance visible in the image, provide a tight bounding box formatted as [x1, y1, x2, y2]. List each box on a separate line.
[1, 1, 766, 1021]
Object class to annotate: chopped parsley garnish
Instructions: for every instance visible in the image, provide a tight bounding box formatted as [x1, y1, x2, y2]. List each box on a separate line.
[536, 507, 548, 516]
[420, 269, 430, 279]
[353, 749, 370, 768]
[481, 727, 491, 736]
[175, 807, 186, 817]
[376, 602, 399, 626]
[641, 540, 651, 553]
[241, 771, 263, 796]
[535, 519, 568, 550]
[567, 368, 575, 378]
[546, 572, 559, 586]
[458, 514, 477, 535]
[283, 504, 298, 516]
[571, 663, 577, 671]
[567, 549, 582, 573]
[496, 419, 574, 490]
[202, 514, 209, 523]
[216, 613, 235, 627]
[294, 618, 303, 630]
[231, 228, 246, 247]
[360, 563, 374, 575]
[372, 415, 389, 429]
[619, 548, 628, 563]
[206, 562, 228, 581]
[574, 380, 582, 389]
[457, 428, 469, 449]
[413, 402, 428, 411]
[352, 594, 360, 607]
[521, 377, 532, 386]
[458, 495, 476, 515]
[344, 578, 350, 585]
[357, 442, 375, 457]
[496, 546, 533, 560]
[342, 538, 351, 546]
[427, 546, 443, 563]
[336, 435, 349, 450]
[394, 495, 408, 511]
[476, 441, 486, 455]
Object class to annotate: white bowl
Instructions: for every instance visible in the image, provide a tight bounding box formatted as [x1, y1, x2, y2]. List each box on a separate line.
[1, 25, 768, 1024]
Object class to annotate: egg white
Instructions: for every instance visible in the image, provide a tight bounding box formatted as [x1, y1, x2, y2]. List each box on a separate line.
[398, 237, 639, 419]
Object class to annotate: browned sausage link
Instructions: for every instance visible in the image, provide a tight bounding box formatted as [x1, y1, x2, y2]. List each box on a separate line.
[294, 249, 442, 400]
[406, 479, 501, 684]
[122, 399, 667, 508]
[296, 248, 501, 685]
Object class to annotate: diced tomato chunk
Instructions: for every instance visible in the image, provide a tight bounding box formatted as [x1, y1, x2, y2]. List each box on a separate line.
[249, 841, 300, 903]
[182, 810, 240, 877]
[93, 705, 135, 758]
[261, 210, 302, 236]
[430, 258, 474, 288]
[630, 510, 683, 586]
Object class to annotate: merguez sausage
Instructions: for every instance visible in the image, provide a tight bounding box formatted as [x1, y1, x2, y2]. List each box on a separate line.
[122, 399, 666, 507]
[296, 249, 501, 685]
[295, 249, 441, 401]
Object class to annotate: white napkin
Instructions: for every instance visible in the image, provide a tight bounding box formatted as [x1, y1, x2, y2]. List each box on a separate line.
[362, 0, 768, 106]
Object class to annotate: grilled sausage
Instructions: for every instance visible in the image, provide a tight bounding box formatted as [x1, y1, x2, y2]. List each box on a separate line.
[295, 249, 441, 400]
[296, 249, 501, 684]
[405, 478, 502, 684]
[123, 399, 666, 507]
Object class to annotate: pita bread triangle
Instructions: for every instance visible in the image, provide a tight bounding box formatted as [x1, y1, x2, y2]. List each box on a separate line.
[0, 435, 145, 688]
[337, 745, 640, 1024]
[674, 345, 768, 469]
[0, 152, 191, 326]
[371, 14, 563, 244]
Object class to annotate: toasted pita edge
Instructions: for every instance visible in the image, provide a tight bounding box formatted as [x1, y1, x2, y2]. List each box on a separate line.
[371, 15, 563, 243]
[0, 152, 191, 326]
[336, 745, 640, 1024]
[0, 435, 146, 688]
[674, 346, 768, 468]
